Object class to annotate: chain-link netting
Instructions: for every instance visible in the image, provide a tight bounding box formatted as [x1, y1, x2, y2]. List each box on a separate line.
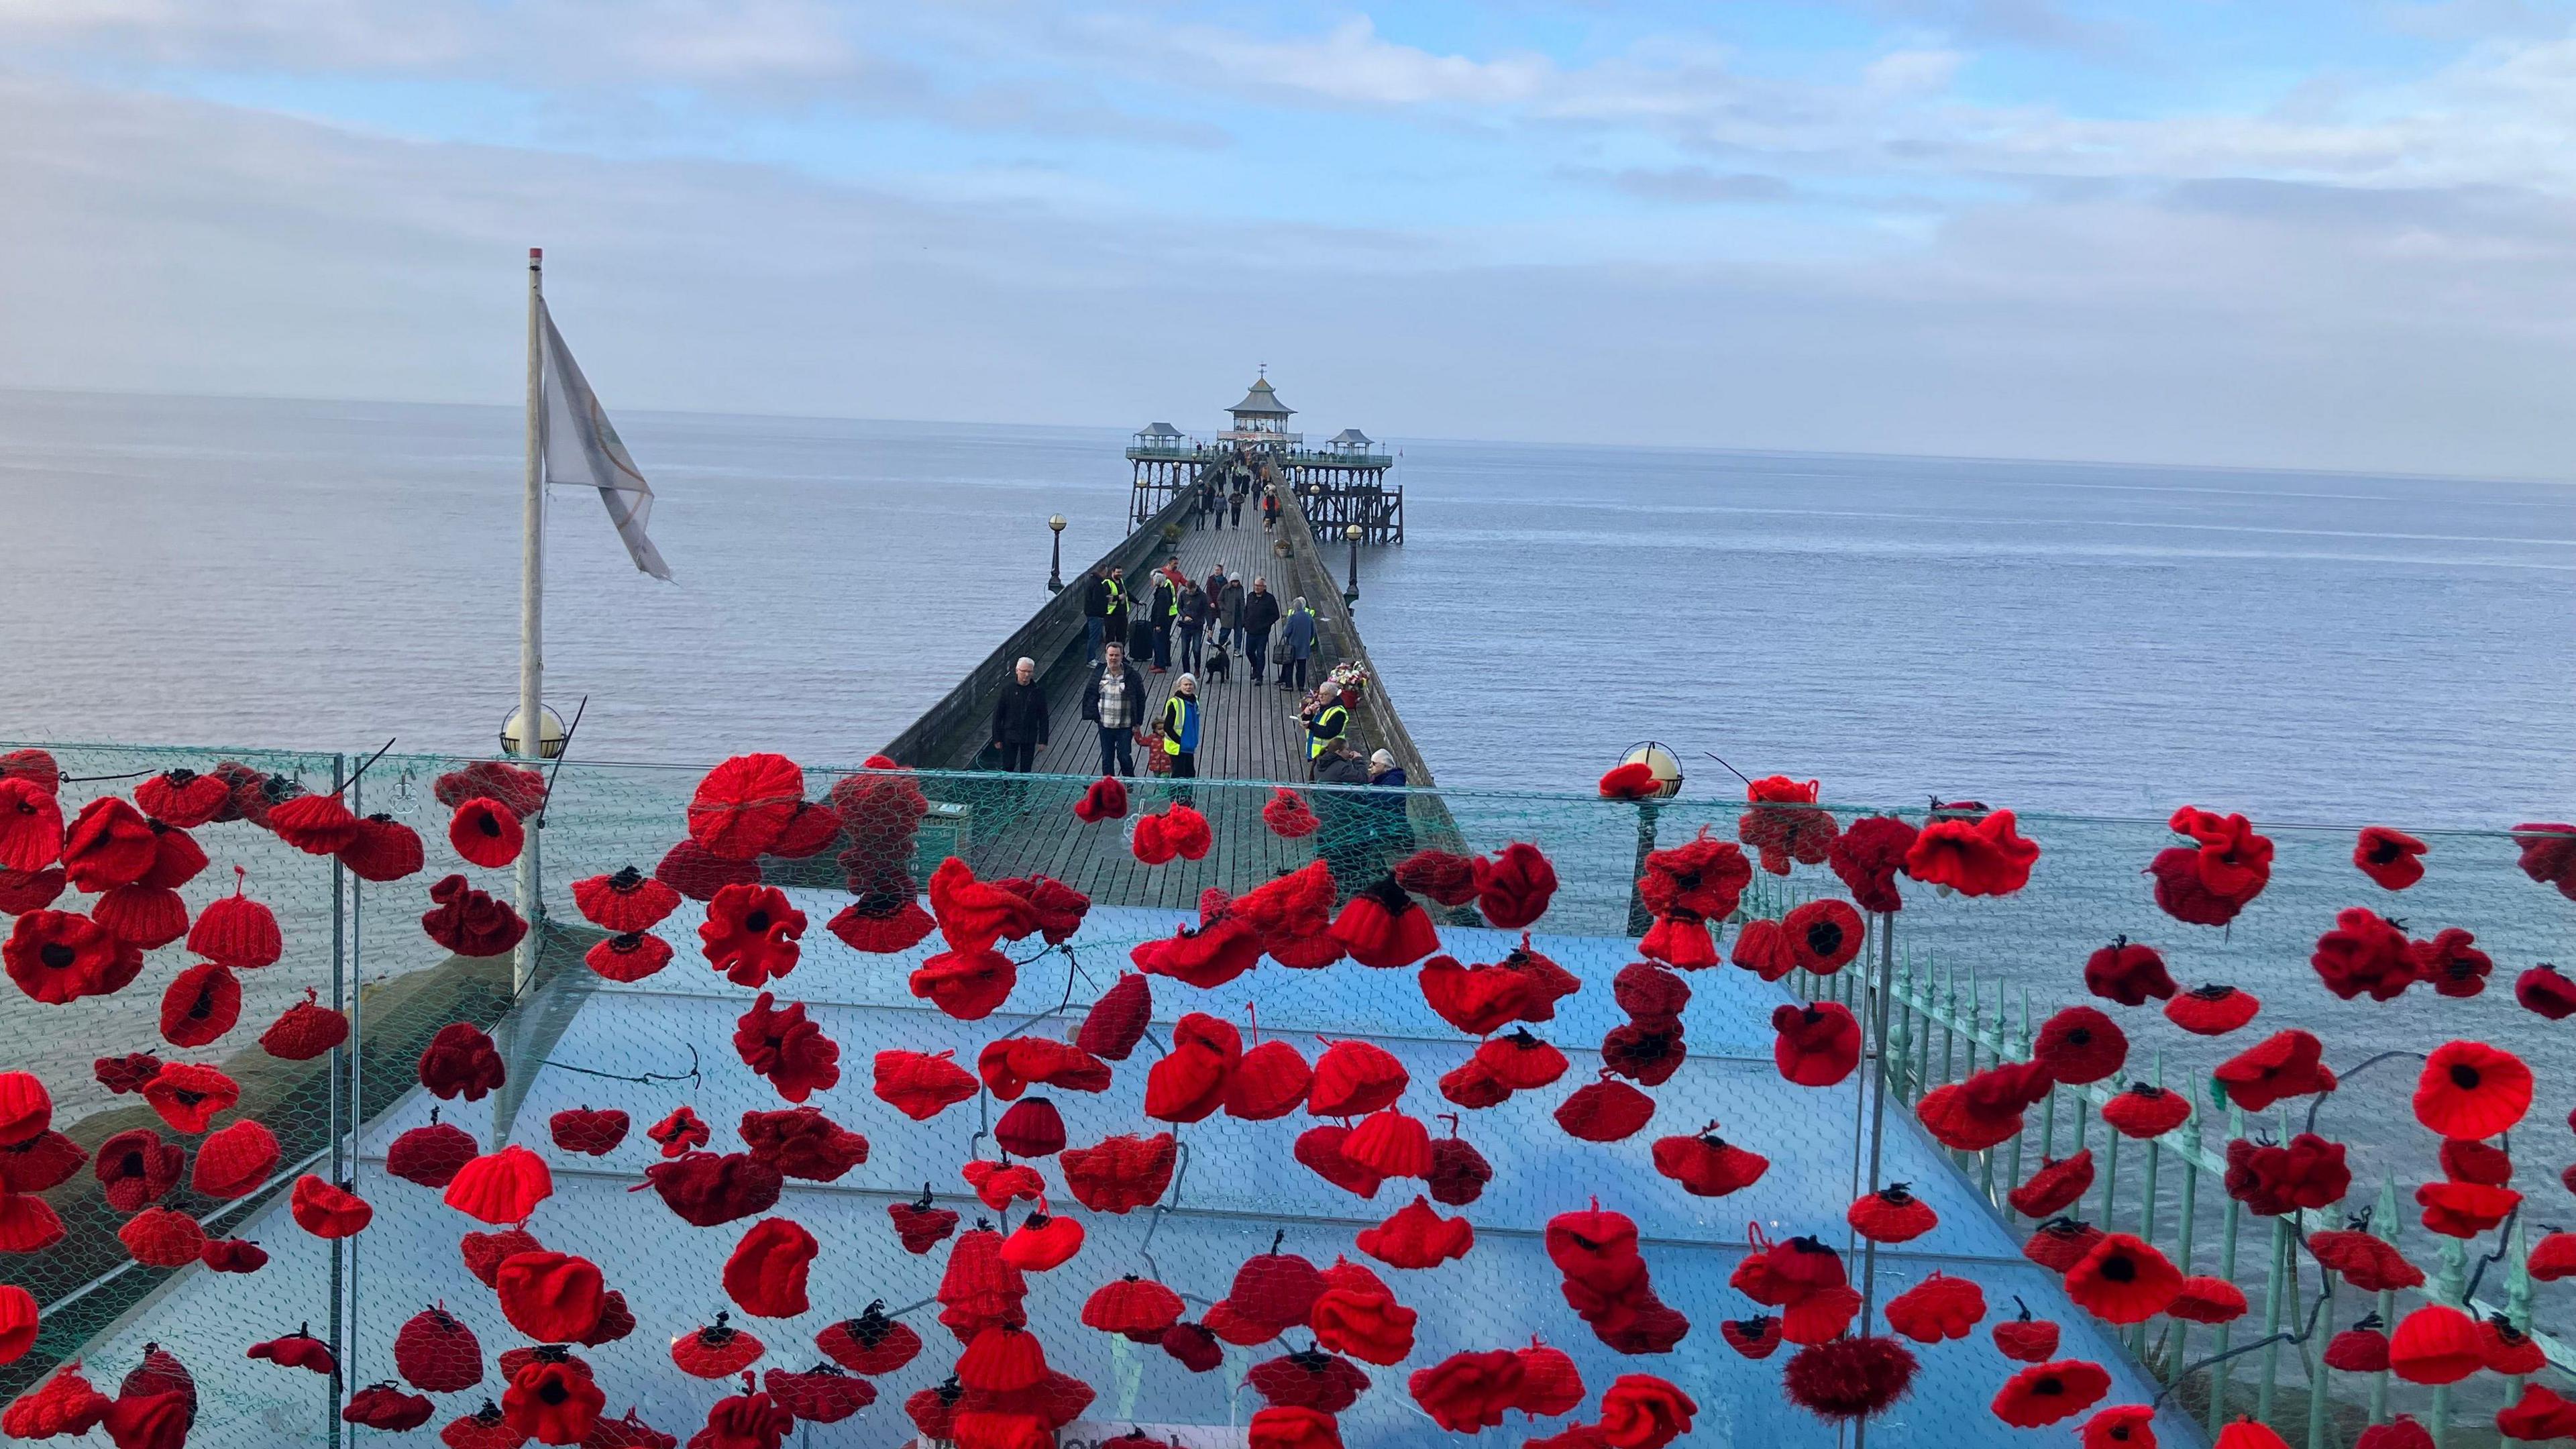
[1, 744, 2570, 1449]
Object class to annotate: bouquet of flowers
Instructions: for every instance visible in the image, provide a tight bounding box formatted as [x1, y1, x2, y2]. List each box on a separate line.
[1299, 661, 1370, 716]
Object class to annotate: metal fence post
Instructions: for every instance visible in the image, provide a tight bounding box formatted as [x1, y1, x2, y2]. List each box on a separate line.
[2369, 1179, 2399, 1426]
[2208, 1095, 2249, 1436]
[327, 752, 347, 1449]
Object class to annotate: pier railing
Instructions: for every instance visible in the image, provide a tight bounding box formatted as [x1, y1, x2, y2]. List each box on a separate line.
[0, 739, 2566, 1449]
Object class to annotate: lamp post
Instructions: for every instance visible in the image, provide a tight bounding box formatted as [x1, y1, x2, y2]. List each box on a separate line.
[1616, 741, 1684, 936]
[1342, 523, 1363, 610]
[1046, 515, 1067, 593]
[498, 704, 568, 761]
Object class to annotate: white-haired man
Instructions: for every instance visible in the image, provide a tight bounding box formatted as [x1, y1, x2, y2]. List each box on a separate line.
[990, 655, 1050, 772]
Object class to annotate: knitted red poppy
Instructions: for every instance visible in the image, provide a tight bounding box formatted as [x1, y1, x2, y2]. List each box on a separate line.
[1475, 1029, 1568, 1090]
[2083, 938, 2176, 1006]
[2412, 928, 2492, 999]
[812, 1302, 922, 1375]
[2063, 1234, 2181, 1323]
[0, 1123, 76, 1198]
[2222, 1132, 2349, 1216]
[1847, 1184, 1937, 1244]
[1080, 1275, 1184, 1339]
[687, 754, 807, 860]
[1408, 1350, 1526, 1433]
[2306, 1229, 2422, 1291]
[1308, 1257, 1416, 1366]
[260, 990, 349, 1061]
[1472, 843, 1558, 930]
[1393, 850, 1477, 907]
[2025, 1220, 2106, 1273]
[546, 1107, 628, 1158]
[1782, 1335, 1916, 1422]
[446, 1144, 553, 1225]
[2438, 1134, 2512, 1187]
[95, 885, 186, 951]
[392, 1306, 484, 1392]
[1073, 973, 1152, 1061]
[1229, 1240, 1328, 1326]
[885, 1190, 959, 1254]
[1904, 810, 2039, 896]
[647, 1105, 712, 1157]
[1595, 1374, 1696, 1449]
[386, 1116, 476, 1187]
[1915, 1059, 2050, 1152]
[2388, 1303, 2482, 1385]
[1885, 1273, 1985, 1342]
[2416, 1180, 2520, 1238]
[494, 1249, 604, 1342]
[1068, 774, 1129, 824]
[961, 1160, 1045, 1211]
[1599, 1015, 1687, 1087]
[1425, 1135, 1493, 1205]
[1331, 878, 1440, 969]
[2478, 1316, 2547, 1377]
[723, 1218, 818, 1318]
[1413, 956, 1527, 1036]
[2312, 907, 2416, 1002]
[0, 780, 60, 877]
[95, 1128, 180, 1212]
[1771, 1002, 1862, 1087]
[134, 820, 206, 892]
[421, 875, 527, 959]
[1504, 936, 1581, 1018]
[1306, 1037, 1405, 1115]
[1992, 1360, 2110, 1428]
[1227, 1041, 1314, 1122]
[159, 962, 239, 1049]
[117, 1205, 205, 1267]
[2511, 823, 2576, 900]
[2166, 1275, 2248, 1326]
[1437, 1058, 1513, 1110]
[341, 1384, 435, 1432]
[2100, 1085, 2191, 1139]
[1343, 1109, 1432, 1179]
[140, 1061, 239, 1133]
[1134, 916, 1263, 990]
[2213, 1030, 2336, 1112]
[135, 769, 227, 828]
[247, 1326, 336, 1374]
[1829, 815, 1915, 912]
[2353, 826, 2427, 890]
[1355, 1196, 1472, 1269]
[2163, 983, 2259, 1036]
[2151, 847, 2246, 926]
[191, 1118, 278, 1200]
[1144, 1013, 1241, 1123]
[1739, 776, 1838, 876]
[61, 797, 159, 890]
[1992, 1304, 2060, 1361]
[872, 1049, 977, 1121]
[1556, 1077, 1656, 1143]
[418, 1022, 505, 1102]
[0, 866, 64, 916]
[825, 892, 935, 955]
[1650, 1126, 1768, 1196]
[1254, 787, 1319, 840]
[699, 885, 806, 989]
[1638, 830, 1752, 919]
[656, 839, 761, 902]
[1597, 763, 1658, 800]
[1717, 917, 1788, 981]
[911, 947, 1018, 1021]
[990, 1097, 1066, 1158]
[498, 1350, 604, 1445]
[433, 759, 547, 818]
[733, 993, 840, 1104]
[977, 1037, 1112, 1099]
[1294, 1126, 1384, 1199]
[5, 909, 118, 1004]
[2515, 963, 2576, 1022]
[1637, 911, 1716, 970]
[2415, 1040, 2532, 1138]
[1782, 900, 1864, 973]
[1720, 1316, 1782, 1359]
[289, 1175, 372, 1238]
[337, 815, 424, 882]
[0, 1192, 62, 1254]
[2528, 1230, 2576, 1281]
[447, 798, 523, 869]
[694, 1379, 793, 1449]
[2033, 1006, 2127, 1085]
[640, 1151, 783, 1228]
[569, 867, 680, 933]
[737, 1106, 867, 1182]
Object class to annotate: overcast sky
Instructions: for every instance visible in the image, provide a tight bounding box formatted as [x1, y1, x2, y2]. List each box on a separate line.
[3, 0, 2574, 475]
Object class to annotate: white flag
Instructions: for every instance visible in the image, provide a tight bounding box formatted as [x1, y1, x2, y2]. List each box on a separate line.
[539, 301, 673, 581]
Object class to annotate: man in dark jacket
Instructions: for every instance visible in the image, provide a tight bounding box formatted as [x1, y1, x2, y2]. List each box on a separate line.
[989, 656, 1050, 772]
[1240, 576, 1282, 684]
[1079, 643, 1146, 777]
[1081, 570, 1111, 665]
[1148, 572, 1177, 674]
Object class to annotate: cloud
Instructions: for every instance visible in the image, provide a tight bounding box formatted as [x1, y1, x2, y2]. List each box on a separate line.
[1570, 165, 1799, 204]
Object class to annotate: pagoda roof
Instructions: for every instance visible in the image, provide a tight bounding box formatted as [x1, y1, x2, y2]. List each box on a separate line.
[1138, 421, 1183, 437]
[1328, 428, 1373, 445]
[1228, 378, 1294, 417]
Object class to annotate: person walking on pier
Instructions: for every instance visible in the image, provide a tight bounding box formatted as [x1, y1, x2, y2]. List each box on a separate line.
[1148, 570, 1177, 674]
[1081, 568, 1112, 665]
[1176, 580, 1207, 674]
[1105, 566, 1130, 655]
[1230, 482, 1247, 528]
[1242, 576, 1281, 685]
[1263, 486, 1280, 531]
[1160, 674, 1202, 782]
[1279, 596, 1316, 694]
[990, 656, 1051, 772]
[1218, 572, 1246, 655]
[1083, 643, 1146, 777]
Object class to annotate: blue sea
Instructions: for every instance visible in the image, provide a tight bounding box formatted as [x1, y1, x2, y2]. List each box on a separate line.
[0, 387, 2568, 829]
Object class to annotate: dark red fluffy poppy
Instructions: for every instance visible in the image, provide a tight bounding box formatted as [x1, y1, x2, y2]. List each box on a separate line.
[1426, 1135, 1492, 1205]
[1829, 815, 1916, 912]
[2100, 1084, 2190, 1139]
[421, 875, 527, 959]
[2033, 1006, 2127, 1085]
[1073, 775, 1128, 822]
[1903, 810, 2039, 897]
[2212, 1029, 2335, 1112]
[2353, 826, 2427, 890]
[2222, 1132, 2349, 1215]
[2312, 907, 2414, 1001]
[738, 1106, 867, 1181]
[2165, 983, 2259, 1035]
[419, 1022, 506, 1102]
[1770, 1001, 1861, 1087]
[2084, 937, 2176, 1006]
[1782, 899, 1864, 973]
[1782, 1335, 1916, 1422]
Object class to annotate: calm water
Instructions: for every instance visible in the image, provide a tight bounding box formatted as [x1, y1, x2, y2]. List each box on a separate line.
[1, 388, 2569, 828]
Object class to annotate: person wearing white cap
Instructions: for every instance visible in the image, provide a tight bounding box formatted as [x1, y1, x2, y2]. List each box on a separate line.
[1160, 674, 1203, 781]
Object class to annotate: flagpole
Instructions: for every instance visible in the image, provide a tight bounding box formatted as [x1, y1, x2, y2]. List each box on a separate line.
[514, 247, 545, 1007]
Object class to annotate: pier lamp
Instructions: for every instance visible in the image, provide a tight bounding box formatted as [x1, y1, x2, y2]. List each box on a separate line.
[1617, 741, 1684, 935]
[1046, 515, 1067, 593]
[498, 704, 568, 761]
[1343, 522, 1364, 610]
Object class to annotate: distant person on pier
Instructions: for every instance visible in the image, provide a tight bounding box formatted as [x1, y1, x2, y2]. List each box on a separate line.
[990, 656, 1051, 773]
[1161, 673, 1202, 782]
[1279, 596, 1316, 694]
[1242, 576, 1282, 684]
[1263, 486, 1280, 530]
[1082, 642, 1146, 777]
[1203, 566, 1227, 622]
[1148, 571, 1177, 674]
[1176, 581, 1207, 674]
[1303, 684, 1352, 775]
[1105, 566, 1130, 654]
[1230, 482, 1247, 527]
[1081, 568, 1112, 665]
[1218, 573, 1246, 653]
